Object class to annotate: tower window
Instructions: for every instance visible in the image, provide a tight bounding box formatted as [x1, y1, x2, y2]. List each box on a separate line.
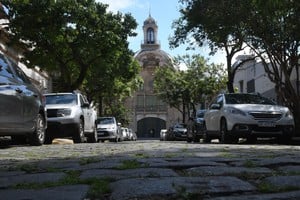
[147, 28, 155, 44]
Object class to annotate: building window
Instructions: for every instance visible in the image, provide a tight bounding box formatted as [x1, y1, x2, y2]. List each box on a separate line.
[247, 79, 255, 93]
[239, 80, 244, 93]
[136, 95, 144, 111]
[147, 28, 155, 44]
[135, 95, 167, 111]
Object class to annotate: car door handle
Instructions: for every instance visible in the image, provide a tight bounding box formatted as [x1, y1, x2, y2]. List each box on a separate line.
[15, 88, 23, 93]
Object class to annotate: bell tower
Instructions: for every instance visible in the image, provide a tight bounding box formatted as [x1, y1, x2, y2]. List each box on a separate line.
[141, 14, 160, 50]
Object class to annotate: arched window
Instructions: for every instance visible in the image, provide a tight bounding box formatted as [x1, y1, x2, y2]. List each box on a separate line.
[147, 28, 155, 44]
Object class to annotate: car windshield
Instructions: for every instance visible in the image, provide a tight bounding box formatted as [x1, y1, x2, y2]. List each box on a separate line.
[46, 94, 77, 105]
[224, 94, 276, 105]
[97, 118, 114, 124]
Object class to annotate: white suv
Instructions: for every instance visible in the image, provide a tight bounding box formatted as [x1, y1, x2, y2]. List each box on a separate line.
[203, 93, 295, 144]
[45, 92, 97, 143]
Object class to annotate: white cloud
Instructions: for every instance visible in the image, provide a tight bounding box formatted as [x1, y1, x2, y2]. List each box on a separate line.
[96, 0, 139, 12]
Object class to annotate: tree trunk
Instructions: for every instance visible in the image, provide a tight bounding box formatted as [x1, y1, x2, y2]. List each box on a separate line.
[226, 55, 235, 93]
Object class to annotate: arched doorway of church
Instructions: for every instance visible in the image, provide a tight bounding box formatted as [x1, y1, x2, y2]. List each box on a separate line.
[137, 117, 166, 138]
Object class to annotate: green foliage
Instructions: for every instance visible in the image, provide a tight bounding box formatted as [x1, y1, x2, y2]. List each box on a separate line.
[1, 0, 142, 122]
[116, 159, 149, 170]
[171, 0, 300, 132]
[154, 55, 226, 122]
[243, 0, 300, 131]
[170, 0, 249, 92]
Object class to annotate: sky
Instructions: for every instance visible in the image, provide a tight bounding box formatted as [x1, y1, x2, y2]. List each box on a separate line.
[96, 0, 226, 65]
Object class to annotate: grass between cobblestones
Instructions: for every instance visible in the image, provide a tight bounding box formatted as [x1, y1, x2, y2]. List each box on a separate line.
[115, 159, 149, 169]
[11, 170, 114, 199]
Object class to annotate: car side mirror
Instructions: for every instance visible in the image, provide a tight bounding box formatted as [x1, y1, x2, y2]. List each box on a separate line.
[210, 103, 221, 110]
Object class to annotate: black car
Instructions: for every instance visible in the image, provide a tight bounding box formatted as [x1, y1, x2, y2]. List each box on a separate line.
[167, 123, 188, 140]
[187, 109, 206, 143]
[0, 51, 47, 145]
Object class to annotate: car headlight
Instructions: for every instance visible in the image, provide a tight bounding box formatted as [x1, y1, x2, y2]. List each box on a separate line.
[107, 126, 116, 131]
[285, 110, 294, 119]
[57, 109, 72, 117]
[225, 107, 246, 116]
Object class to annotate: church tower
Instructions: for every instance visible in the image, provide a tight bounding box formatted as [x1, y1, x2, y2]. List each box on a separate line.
[125, 14, 180, 138]
[141, 14, 160, 50]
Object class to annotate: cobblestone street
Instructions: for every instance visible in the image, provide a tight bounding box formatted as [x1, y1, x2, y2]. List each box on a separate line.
[0, 139, 300, 199]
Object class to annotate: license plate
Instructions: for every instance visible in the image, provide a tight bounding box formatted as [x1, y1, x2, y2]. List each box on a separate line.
[258, 121, 275, 127]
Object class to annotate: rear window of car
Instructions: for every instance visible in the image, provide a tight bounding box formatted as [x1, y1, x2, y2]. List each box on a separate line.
[97, 118, 115, 124]
[46, 94, 77, 105]
[225, 94, 275, 105]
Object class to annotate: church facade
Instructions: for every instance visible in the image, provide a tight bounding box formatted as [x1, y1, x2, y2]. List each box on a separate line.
[125, 15, 181, 138]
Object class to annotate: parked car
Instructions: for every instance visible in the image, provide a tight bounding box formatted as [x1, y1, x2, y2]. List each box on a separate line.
[128, 128, 137, 141]
[121, 127, 130, 141]
[96, 117, 122, 142]
[167, 123, 188, 141]
[203, 93, 295, 144]
[187, 109, 206, 143]
[45, 92, 97, 143]
[0, 51, 47, 146]
[160, 129, 168, 141]
[130, 129, 138, 141]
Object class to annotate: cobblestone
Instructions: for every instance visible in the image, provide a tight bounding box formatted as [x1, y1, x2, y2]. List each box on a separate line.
[0, 139, 300, 199]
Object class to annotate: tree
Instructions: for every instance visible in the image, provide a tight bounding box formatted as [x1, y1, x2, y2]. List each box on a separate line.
[84, 56, 143, 121]
[170, 0, 252, 93]
[154, 66, 186, 120]
[1, 0, 142, 122]
[1, 0, 138, 91]
[170, 0, 300, 133]
[243, 0, 300, 132]
[154, 55, 226, 123]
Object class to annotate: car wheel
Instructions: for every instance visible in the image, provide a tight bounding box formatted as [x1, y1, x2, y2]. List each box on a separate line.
[87, 126, 98, 143]
[193, 136, 200, 143]
[73, 119, 85, 143]
[11, 135, 27, 145]
[202, 123, 211, 143]
[220, 119, 232, 144]
[246, 136, 257, 144]
[187, 137, 192, 143]
[277, 136, 292, 144]
[29, 113, 46, 146]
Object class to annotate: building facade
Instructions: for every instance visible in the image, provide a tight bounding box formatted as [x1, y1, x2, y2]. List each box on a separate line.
[0, 6, 51, 93]
[233, 55, 299, 103]
[125, 15, 181, 138]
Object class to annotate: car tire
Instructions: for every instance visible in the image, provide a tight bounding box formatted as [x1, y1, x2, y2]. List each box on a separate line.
[220, 119, 233, 144]
[246, 136, 257, 144]
[73, 119, 85, 143]
[44, 134, 53, 144]
[193, 136, 200, 143]
[11, 135, 27, 145]
[87, 126, 98, 143]
[203, 124, 211, 143]
[29, 113, 46, 146]
[277, 136, 292, 144]
[187, 137, 192, 143]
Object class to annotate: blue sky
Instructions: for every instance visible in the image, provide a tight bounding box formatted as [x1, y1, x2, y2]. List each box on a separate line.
[97, 0, 226, 65]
